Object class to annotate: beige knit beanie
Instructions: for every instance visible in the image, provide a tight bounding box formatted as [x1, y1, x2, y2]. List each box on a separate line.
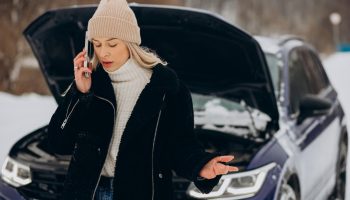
[87, 0, 141, 45]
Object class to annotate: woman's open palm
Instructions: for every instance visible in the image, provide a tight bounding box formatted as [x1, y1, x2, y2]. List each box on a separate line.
[199, 155, 239, 179]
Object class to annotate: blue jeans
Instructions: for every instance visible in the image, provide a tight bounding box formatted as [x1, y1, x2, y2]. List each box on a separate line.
[94, 176, 114, 200]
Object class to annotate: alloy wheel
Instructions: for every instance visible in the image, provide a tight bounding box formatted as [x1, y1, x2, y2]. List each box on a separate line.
[335, 137, 347, 200]
[279, 183, 298, 200]
[329, 135, 348, 200]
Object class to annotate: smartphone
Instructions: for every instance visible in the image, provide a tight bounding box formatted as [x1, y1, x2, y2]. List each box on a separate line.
[83, 31, 93, 78]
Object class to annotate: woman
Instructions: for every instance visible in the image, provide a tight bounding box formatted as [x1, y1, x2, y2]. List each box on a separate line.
[47, 0, 239, 199]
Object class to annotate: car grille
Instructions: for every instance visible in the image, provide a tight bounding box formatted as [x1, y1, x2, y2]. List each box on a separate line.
[17, 169, 65, 200]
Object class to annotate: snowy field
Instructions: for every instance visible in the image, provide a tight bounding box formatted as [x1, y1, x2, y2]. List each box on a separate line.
[324, 52, 350, 200]
[324, 53, 350, 116]
[0, 52, 349, 199]
[0, 92, 56, 163]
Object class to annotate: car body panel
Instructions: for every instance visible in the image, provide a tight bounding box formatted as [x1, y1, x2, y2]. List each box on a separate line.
[275, 39, 344, 200]
[0, 180, 25, 200]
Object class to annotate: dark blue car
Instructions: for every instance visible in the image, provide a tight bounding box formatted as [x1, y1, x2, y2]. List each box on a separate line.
[0, 4, 347, 200]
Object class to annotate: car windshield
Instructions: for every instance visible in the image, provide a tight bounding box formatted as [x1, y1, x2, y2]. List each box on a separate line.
[191, 93, 271, 138]
[264, 53, 280, 97]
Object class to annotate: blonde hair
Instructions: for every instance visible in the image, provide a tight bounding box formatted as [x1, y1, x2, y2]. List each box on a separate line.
[90, 42, 167, 71]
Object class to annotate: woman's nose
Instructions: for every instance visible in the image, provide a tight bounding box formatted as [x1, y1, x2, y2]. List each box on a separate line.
[100, 47, 110, 57]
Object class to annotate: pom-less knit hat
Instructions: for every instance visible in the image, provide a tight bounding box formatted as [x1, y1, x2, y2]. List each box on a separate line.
[87, 0, 141, 45]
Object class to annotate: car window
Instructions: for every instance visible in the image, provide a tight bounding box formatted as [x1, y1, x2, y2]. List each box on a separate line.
[265, 53, 280, 97]
[309, 51, 330, 88]
[288, 47, 331, 115]
[299, 49, 328, 93]
[288, 48, 312, 114]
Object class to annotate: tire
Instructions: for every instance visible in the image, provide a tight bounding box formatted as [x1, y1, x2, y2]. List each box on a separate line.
[278, 181, 300, 200]
[329, 133, 348, 200]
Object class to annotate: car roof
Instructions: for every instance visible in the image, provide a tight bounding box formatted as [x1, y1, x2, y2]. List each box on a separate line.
[254, 35, 305, 54]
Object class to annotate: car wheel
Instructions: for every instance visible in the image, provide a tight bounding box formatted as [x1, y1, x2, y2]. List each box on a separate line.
[279, 182, 299, 200]
[329, 134, 347, 200]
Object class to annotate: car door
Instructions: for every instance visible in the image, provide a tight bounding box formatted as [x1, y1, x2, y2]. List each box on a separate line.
[287, 47, 340, 199]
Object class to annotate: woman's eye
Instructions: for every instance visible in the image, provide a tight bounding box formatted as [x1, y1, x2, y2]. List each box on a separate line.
[109, 44, 117, 47]
[94, 44, 101, 48]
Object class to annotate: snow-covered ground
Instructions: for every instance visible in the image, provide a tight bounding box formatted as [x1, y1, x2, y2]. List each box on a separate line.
[0, 92, 56, 164]
[324, 53, 350, 115]
[0, 52, 349, 199]
[323, 52, 350, 200]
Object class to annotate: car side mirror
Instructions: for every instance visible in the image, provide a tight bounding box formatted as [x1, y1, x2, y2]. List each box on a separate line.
[297, 95, 332, 125]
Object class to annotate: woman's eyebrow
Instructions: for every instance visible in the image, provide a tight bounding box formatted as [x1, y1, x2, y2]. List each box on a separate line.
[106, 38, 118, 41]
[91, 38, 117, 43]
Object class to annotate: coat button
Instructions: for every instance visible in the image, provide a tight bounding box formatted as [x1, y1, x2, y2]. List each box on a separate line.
[158, 173, 163, 179]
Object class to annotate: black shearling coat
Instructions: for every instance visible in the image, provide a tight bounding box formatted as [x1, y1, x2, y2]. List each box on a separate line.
[47, 63, 222, 200]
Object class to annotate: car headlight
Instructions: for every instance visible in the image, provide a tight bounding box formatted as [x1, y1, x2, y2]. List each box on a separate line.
[187, 162, 276, 199]
[1, 156, 32, 187]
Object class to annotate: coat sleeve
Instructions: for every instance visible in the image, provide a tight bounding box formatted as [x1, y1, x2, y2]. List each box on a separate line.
[165, 80, 223, 194]
[47, 80, 94, 155]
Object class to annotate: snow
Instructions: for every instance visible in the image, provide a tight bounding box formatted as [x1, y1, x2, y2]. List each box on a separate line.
[0, 52, 349, 198]
[193, 97, 271, 137]
[0, 92, 56, 165]
[323, 52, 350, 200]
[323, 52, 350, 114]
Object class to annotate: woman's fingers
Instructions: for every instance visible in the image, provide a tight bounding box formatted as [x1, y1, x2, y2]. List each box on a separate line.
[73, 51, 86, 69]
[74, 57, 85, 68]
[72, 50, 92, 93]
[75, 66, 92, 76]
[216, 155, 234, 163]
[210, 155, 237, 175]
[81, 67, 92, 74]
[228, 166, 239, 172]
[216, 163, 228, 174]
[74, 50, 86, 61]
[214, 163, 239, 175]
[199, 155, 239, 179]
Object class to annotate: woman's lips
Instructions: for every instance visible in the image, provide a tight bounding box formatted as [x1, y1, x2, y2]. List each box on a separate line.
[102, 61, 113, 67]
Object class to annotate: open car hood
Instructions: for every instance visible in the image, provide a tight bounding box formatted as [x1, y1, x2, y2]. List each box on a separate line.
[23, 4, 279, 130]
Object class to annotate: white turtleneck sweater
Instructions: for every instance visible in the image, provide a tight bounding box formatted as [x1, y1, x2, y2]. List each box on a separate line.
[101, 58, 153, 177]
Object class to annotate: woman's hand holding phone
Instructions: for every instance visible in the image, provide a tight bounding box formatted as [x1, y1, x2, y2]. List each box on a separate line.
[73, 49, 92, 93]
